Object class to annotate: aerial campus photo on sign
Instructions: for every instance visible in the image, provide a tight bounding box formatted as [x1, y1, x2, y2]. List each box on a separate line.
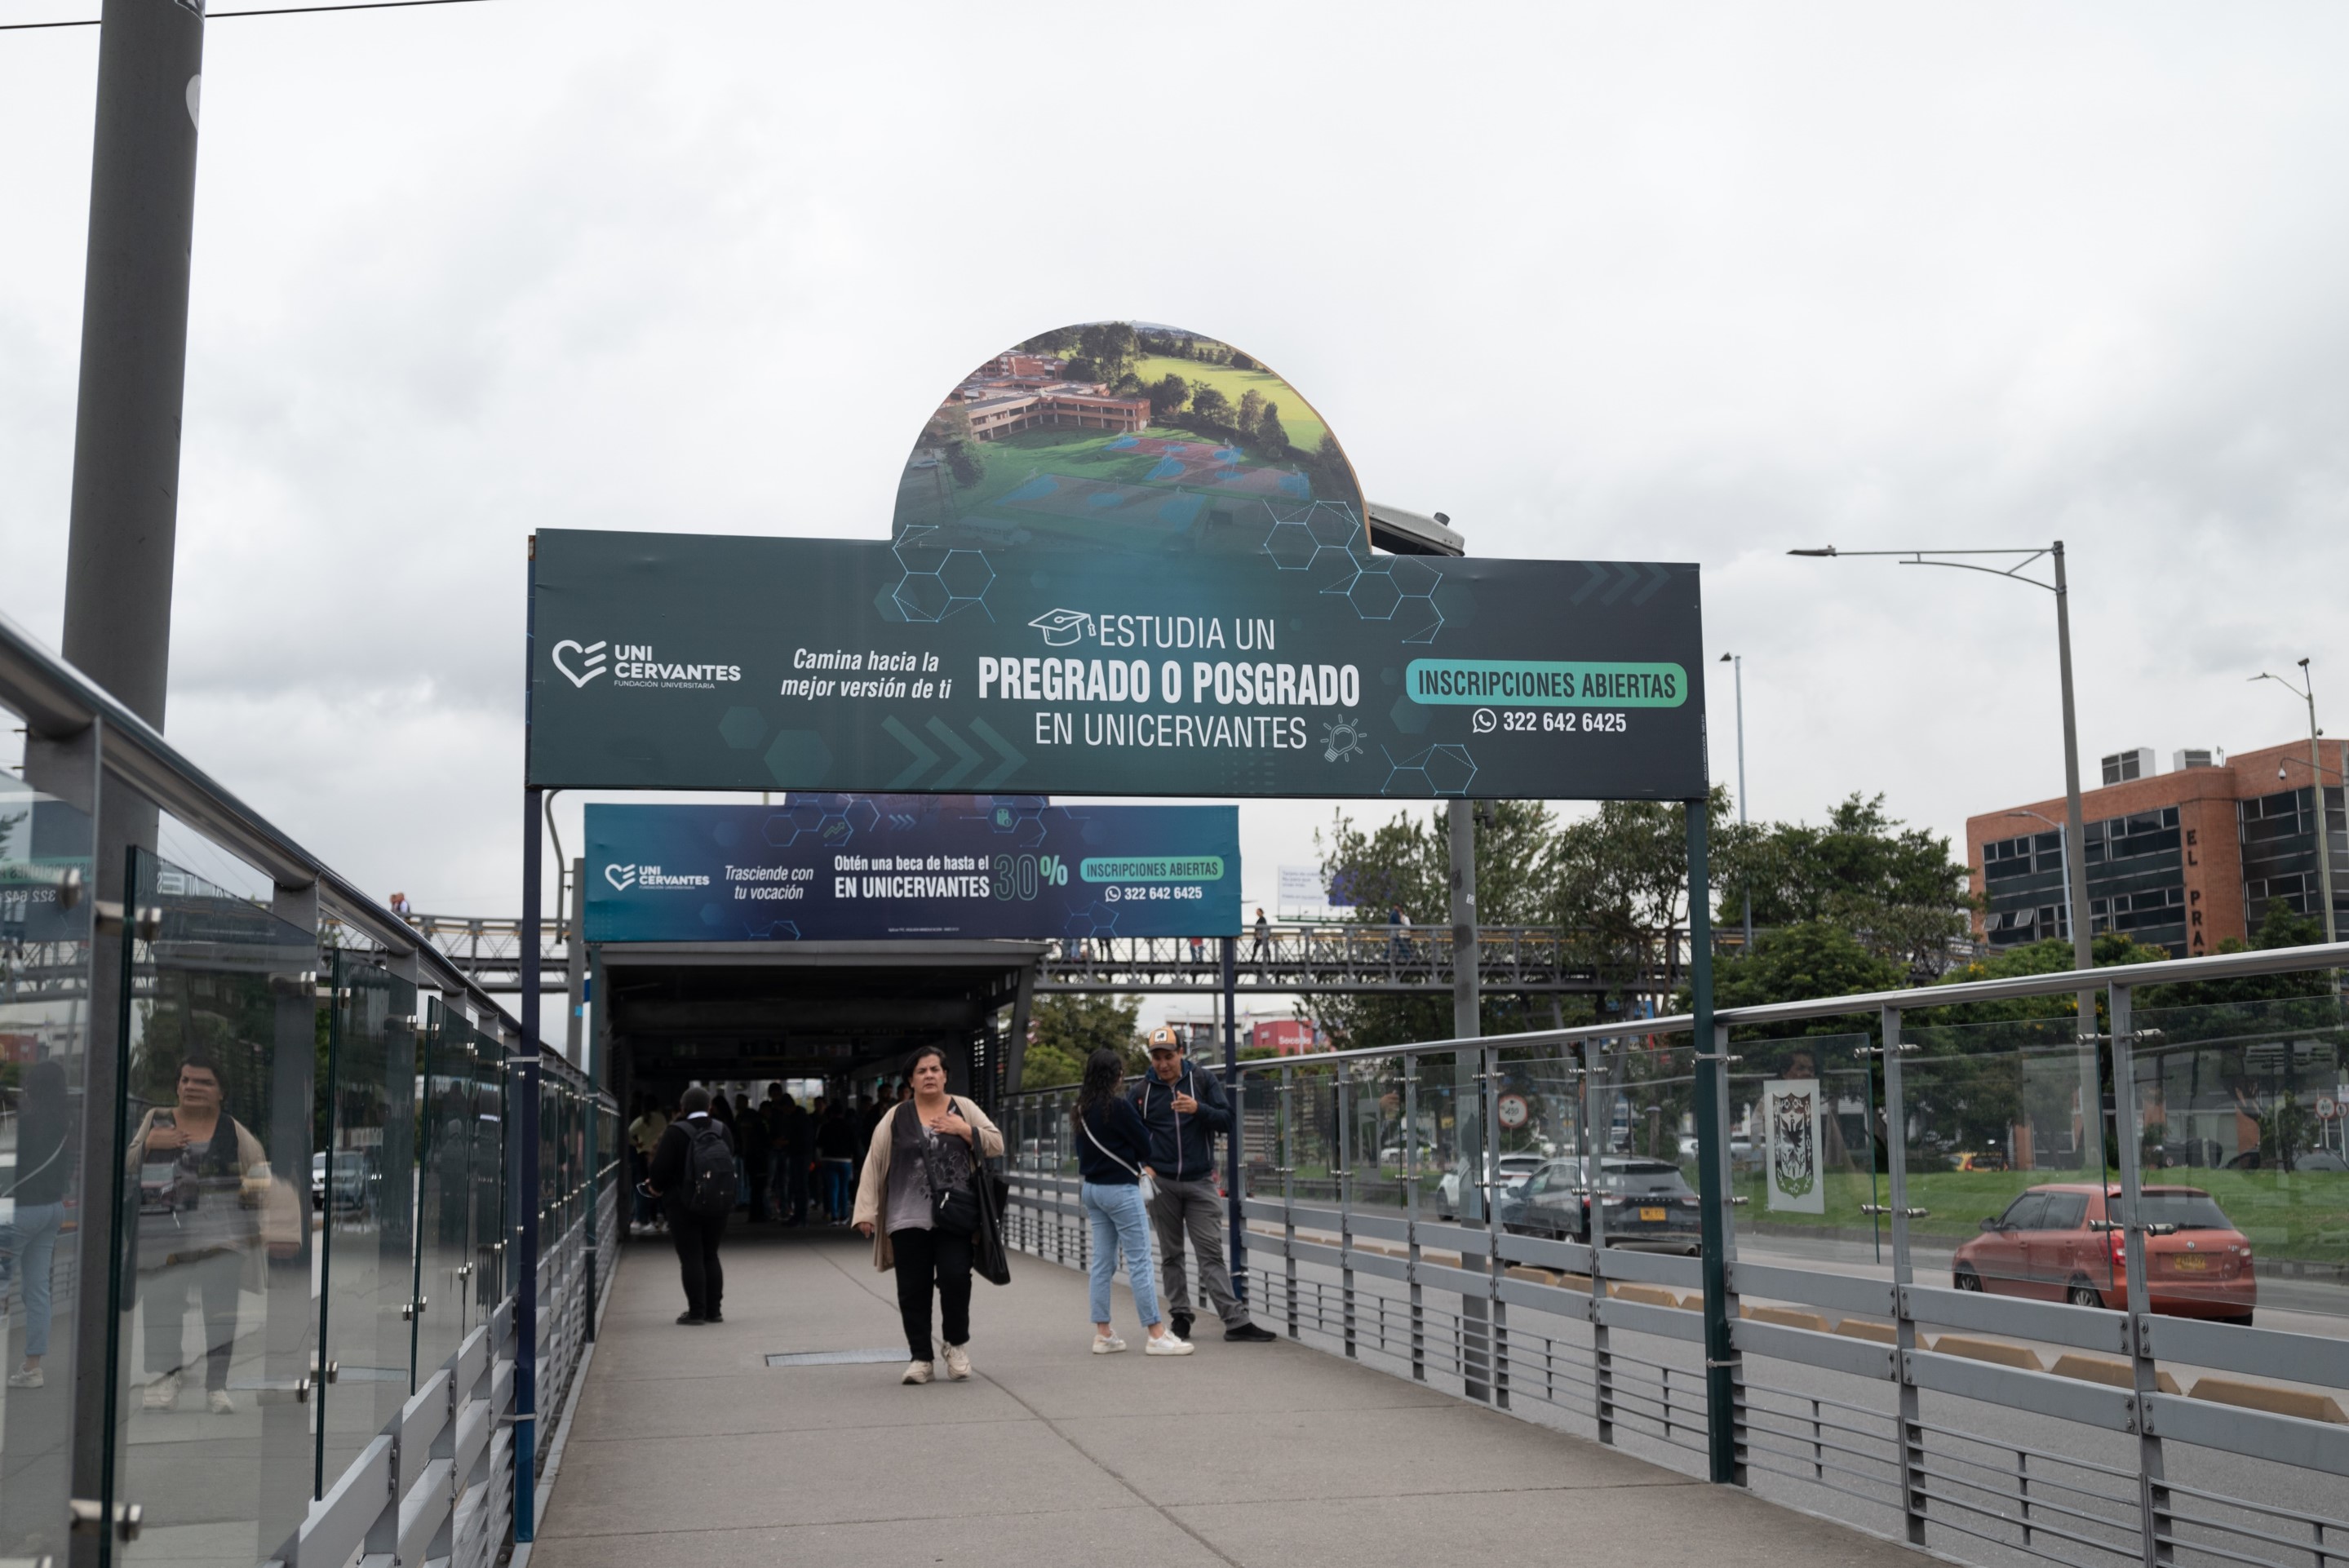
[584, 798, 1240, 942]
[527, 321, 1706, 800]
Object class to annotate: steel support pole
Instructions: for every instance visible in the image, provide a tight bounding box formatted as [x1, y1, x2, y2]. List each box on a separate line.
[1447, 799, 1489, 1400]
[1222, 934, 1246, 1306]
[1881, 1005, 1926, 1546]
[2107, 984, 2172, 1568]
[1733, 654, 1752, 951]
[514, 542, 543, 1543]
[2300, 678, 2339, 948]
[1687, 804, 1735, 1484]
[2052, 544, 2106, 1172]
[60, 0, 206, 731]
[565, 857, 586, 1064]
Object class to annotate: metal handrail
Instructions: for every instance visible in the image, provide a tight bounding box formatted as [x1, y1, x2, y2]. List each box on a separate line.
[1177, 937, 2349, 1077]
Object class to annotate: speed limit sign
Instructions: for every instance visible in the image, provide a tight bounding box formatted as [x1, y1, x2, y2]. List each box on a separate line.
[2318, 1096, 2342, 1123]
[1497, 1093, 1530, 1130]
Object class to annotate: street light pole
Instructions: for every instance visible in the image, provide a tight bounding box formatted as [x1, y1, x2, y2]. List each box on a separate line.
[1793, 541, 2104, 1167]
[1720, 652, 1751, 950]
[2252, 659, 2339, 948]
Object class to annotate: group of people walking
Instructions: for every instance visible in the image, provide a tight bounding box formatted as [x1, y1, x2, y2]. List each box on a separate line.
[626, 1082, 867, 1234]
[633, 1032, 1274, 1383]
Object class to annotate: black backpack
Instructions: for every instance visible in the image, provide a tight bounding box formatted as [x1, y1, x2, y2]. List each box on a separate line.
[683, 1120, 735, 1217]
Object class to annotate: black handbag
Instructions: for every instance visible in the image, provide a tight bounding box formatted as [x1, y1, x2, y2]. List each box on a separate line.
[971, 1152, 1013, 1287]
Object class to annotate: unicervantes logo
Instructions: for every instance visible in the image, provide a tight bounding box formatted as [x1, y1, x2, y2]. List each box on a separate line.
[552, 639, 742, 691]
[603, 862, 708, 892]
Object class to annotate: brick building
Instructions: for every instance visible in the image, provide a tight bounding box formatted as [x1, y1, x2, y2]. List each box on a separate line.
[1967, 739, 2349, 957]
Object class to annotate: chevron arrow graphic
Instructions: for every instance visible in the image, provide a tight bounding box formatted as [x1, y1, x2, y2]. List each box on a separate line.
[1601, 562, 1642, 605]
[1629, 562, 1671, 605]
[967, 716, 1026, 789]
[1571, 562, 1611, 605]
[881, 716, 939, 788]
[926, 717, 983, 788]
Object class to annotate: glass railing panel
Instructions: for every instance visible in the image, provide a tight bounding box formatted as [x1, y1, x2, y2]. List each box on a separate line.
[1726, 1034, 1882, 1271]
[319, 949, 419, 1487]
[2125, 987, 2347, 1324]
[0, 762, 91, 1561]
[108, 846, 317, 1564]
[1491, 1040, 1593, 1244]
[1893, 1014, 2092, 1304]
[469, 1023, 505, 1319]
[1574, 1031, 1701, 1255]
[1411, 1051, 1470, 1222]
[416, 999, 472, 1374]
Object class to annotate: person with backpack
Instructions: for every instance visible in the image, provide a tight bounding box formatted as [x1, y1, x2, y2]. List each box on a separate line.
[645, 1086, 735, 1326]
[852, 1045, 1004, 1385]
[1074, 1048, 1192, 1358]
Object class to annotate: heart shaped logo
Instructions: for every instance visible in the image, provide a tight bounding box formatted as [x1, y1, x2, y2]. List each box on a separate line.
[552, 639, 608, 689]
[604, 864, 638, 892]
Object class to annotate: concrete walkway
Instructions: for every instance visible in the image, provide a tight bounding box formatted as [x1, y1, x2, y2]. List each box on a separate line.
[533, 1226, 1928, 1566]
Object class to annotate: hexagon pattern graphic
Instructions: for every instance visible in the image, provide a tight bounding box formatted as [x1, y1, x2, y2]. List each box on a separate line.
[1381, 742, 1478, 797]
[1323, 552, 1446, 645]
[891, 526, 996, 623]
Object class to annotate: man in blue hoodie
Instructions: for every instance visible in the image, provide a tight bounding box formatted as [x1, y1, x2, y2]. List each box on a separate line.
[1132, 1030, 1278, 1344]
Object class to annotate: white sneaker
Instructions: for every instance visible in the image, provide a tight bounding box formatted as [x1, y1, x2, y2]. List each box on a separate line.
[8, 1366, 42, 1389]
[901, 1359, 933, 1385]
[143, 1373, 180, 1410]
[1091, 1334, 1128, 1354]
[940, 1341, 972, 1380]
[1144, 1333, 1195, 1357]
[208, 1388, 237, 1415]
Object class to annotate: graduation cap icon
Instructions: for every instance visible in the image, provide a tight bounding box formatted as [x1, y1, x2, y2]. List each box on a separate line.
[1028, 609, 1094, 647]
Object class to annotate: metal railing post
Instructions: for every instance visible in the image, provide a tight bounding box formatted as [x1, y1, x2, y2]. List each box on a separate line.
[2108, 982, 2172, 1568]
[1687, 800, 1734, 1483]
[1881, 1004, 1926, 1548]
[1483, 1042, 1509, 1411]
[1338, 1069, 1357, 1358]
[1403, 1053, 1425, 1382]
[1585, 1037, 1614, 1446]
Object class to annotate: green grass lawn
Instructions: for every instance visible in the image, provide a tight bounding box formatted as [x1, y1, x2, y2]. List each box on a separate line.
[1131, 355, 1332, 455]
[893, 418, 1318, 534]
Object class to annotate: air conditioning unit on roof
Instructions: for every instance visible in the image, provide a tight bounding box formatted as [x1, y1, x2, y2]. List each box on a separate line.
[2101, 747, 2156, 786]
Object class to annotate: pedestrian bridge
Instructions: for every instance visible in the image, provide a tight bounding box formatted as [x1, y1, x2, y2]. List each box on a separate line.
[3, 610, 2346, 1568]
[523, 1226, 1919, 1568]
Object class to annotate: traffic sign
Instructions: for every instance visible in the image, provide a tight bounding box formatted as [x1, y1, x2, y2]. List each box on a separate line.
[1497, 1093, 1530, 1130]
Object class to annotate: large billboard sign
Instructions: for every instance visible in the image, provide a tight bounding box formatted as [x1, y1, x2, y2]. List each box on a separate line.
[584, 799, 1239, 942]
[528, 528, 1704, 799]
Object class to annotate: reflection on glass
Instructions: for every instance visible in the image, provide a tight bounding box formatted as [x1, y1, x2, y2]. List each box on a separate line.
[109, 848, 316, 1565]
[1726, 1035, 1880, 1268]
[2127, 991, 2347, 1324]
[1896, 1016, 2096, 1301]
[417, 1002, 474, 1376]
[318, 951, 418, 1489]
[0, 775, 89, 1563]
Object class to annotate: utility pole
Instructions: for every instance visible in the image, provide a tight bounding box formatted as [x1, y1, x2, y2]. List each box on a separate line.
[61, 0, 207, 726]
[1720, 652, 1750, 950]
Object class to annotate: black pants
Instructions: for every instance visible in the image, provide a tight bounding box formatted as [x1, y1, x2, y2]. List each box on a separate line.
[744, 1160, 770, 1222]
[143, 1247, 242, 1391]
[889, 1226, 972, 1362]
[668, 1206, 727, 1319]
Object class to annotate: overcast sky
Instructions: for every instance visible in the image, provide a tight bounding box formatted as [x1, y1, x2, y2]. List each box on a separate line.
[6, 2, 2348, 1033]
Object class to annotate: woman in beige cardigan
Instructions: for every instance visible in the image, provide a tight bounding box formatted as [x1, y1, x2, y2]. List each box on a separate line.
[853, 1046, 1004, 1384]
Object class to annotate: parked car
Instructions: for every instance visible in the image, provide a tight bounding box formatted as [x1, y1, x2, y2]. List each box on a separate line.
[1951, 1183, 2254, 1324]
[1501, 1157, 1703, 1252]
[1435, 1153, 1544, 1221]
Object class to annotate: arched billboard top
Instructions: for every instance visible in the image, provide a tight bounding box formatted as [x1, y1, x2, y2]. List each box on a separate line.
[892, 321, 1368, 553]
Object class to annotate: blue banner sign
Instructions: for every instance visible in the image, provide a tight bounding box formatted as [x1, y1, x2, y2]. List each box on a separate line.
[584, 799, 1239, 942]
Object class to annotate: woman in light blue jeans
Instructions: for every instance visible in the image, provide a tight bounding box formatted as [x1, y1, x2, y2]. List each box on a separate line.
[1071, 1048, 1190, 1355]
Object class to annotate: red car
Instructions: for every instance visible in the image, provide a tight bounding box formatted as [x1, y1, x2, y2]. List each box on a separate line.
[1951, 1183, 2254, 1324]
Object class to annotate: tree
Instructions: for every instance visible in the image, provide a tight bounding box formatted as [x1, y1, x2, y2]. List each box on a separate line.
[1021, 992, 1142, 1088]
[1076, 321, 1138, 385]
[1230, 351, 1257, 370]
[1259, 403, 1296, 453]
[1237, 389, 1266, 436]
[1190, 386, 1234, 428]
[1726, 793, 1974, 976]
[1017, 326, 1079, 356]
[1309, 801, 1578, 1049]
[921, 403, 985, 492]
[1148, 374, 1190, 419]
